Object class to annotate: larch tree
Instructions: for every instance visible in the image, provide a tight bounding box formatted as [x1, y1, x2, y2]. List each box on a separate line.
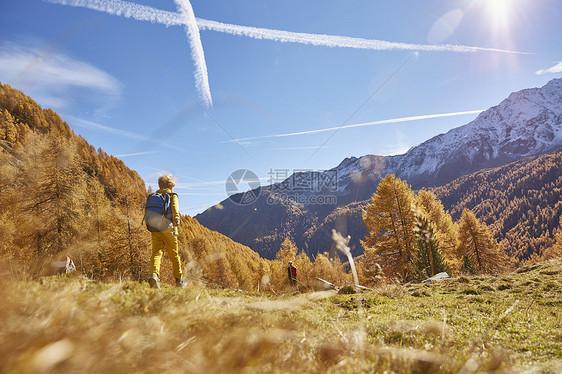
[0, 109, 17, 142]
[457, 209, 508, 274]
[313, 252, 336, 283]
[294, 250, 314, 290]
[23, 133, 85, 257]
[357, 249, 384, 286]
[0, 149, 23, 274]
[362, 174, 416, 280]
[276, 238, 298, 264]
[269, 238, 299, 292]
[415, 189, 460, 273]
[542, 217, 562, 260]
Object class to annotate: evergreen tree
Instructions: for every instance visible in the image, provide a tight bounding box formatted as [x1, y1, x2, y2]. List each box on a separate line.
[410, 208, 450, 280]
[460, 255, 477, 275]
[362, 174, 416, 280]
[457, 209, 508, 274]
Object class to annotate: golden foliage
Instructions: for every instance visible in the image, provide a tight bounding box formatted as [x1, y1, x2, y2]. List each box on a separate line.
[433, 150, 562, 265]
[457, 209, 509, 274]
[361, 175, 508, 281]
[542, 217, 562, 260]
[362, 174, 416, 280]
[415, 189, 460, 273]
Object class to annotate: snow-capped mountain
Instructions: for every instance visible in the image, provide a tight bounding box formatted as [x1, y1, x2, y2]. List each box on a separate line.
[385, 78, 562, 186]
[196, 78, 562, 258]
[291, 78, 562, 197]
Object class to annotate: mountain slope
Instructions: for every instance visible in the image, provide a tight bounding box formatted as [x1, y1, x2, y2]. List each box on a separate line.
[196, 79, 562, 260]
[388, 78, 562, 187]
[0, 81, 272, 288]
[432, 148, 562, 263]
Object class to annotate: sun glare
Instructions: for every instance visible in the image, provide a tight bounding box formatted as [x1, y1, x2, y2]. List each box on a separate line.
[486, 0, 513, 27]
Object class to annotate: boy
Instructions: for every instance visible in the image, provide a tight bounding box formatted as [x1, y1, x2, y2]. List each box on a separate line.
[148, 174, 186, 288]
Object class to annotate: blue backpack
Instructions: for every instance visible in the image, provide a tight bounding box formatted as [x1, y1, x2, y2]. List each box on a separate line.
[144, 192, 172, 232]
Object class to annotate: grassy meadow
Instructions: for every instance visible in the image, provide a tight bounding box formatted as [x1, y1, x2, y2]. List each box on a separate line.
[1, 260, 561, 373]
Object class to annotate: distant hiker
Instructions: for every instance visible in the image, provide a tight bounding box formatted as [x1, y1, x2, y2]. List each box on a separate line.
[288, 261, 298, 291]
[145, 174, 186, 289]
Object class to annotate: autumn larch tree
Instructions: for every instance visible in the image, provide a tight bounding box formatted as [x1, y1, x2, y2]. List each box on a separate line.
[294, 250, 314, 291]
[276, 238, 298, 264]
[457, 209, 508, 274]
[415, 189, 460, 273]
[362, 174, 416, 280]
[542, 217, 562, 260]
[24, 133, 85, 257]
[269, 238, 299, 291]
[312, 252, 337, 283]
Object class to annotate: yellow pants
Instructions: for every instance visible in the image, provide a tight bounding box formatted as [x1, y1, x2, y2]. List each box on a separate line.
[150, 228, 182, 279]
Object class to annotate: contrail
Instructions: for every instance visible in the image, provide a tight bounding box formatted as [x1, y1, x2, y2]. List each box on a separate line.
[196, 19, 523, 54]
[227, 110, 485, 142]
[45, 0, 183, 26]
[174, 0, 212, 107]
[46, 0, 528, 54]
[115, 151, 155, 157]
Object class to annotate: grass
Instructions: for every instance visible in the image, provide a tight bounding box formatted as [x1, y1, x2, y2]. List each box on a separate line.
[1, 260, 561, 373]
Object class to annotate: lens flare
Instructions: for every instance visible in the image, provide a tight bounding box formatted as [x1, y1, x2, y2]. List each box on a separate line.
[486, 0, 513, 28]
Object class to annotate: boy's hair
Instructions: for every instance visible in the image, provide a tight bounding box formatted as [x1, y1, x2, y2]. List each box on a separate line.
[158, 174, 176, 189]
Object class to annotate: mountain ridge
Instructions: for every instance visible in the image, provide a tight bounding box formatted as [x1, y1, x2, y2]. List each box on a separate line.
[196, 78, 562, 260]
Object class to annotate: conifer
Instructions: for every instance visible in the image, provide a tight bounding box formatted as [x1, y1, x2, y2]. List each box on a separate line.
[542, 217, 562, 260]
[362, 174, 416, 280]
[415, 189, 460, 273]
[457, 209, 508, 274]
[460, 255, 477, 275]
[410, 207, 450, 280]
[295, 250, 313, 290]
[313, 252, 336, 282]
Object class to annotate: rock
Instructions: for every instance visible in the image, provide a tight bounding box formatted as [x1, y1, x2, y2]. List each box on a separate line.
[422, 272, 450, 283]
[338, 285, 356, 294]
[315, 278, 338, 290]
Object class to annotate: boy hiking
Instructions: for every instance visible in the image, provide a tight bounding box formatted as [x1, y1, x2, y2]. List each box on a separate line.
[146, 174, 186, 288]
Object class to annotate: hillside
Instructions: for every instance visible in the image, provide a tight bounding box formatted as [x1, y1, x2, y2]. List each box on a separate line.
[2, 259, 561, 373]
[0, 81, 149, 279]
[0, 81, 275, 289]
[433, 148, 562, 264]
[197, 79, 562, 261]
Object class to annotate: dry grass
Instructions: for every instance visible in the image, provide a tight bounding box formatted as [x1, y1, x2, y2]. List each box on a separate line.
[1, 260, 562, 373]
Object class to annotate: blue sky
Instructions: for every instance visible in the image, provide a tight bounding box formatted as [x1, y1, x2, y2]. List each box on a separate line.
[1, 0, 561, 214]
